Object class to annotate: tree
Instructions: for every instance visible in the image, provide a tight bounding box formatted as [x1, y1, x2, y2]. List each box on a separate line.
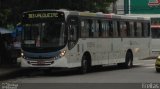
[0, 0, 117, 27]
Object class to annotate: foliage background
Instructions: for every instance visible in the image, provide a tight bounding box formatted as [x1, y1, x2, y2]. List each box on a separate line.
[0, 0, 117, 28]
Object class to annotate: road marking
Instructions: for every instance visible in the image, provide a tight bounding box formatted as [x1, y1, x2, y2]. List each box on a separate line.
[145, 66, 155, 69]
[143, 64, 155, 68]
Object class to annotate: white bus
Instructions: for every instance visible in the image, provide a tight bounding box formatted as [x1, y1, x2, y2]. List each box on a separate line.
[19, 10, 151, 73]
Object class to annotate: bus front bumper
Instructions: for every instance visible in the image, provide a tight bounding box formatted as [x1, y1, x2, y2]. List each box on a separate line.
[18, 57, 69, 68]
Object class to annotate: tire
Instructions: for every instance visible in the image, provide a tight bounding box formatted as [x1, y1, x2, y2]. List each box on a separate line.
[80, 55, 90, 74]
[156, 68, 160, 73]
[124, 51, 133, 68]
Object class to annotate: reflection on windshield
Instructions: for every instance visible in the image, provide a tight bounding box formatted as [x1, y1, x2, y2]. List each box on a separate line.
[22, 22, 66, 50]
[152, 28, 160, 38]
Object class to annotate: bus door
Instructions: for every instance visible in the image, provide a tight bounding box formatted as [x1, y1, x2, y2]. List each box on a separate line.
[67, 16, 80, 65]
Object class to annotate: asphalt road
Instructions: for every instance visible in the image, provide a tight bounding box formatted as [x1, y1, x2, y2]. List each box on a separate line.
[1, 59, 159, 89]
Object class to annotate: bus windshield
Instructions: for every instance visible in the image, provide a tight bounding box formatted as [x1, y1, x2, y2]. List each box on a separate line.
[22, 22, 66, 52]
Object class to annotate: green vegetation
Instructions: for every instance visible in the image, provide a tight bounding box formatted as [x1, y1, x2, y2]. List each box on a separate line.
[0, 0, 117, 28]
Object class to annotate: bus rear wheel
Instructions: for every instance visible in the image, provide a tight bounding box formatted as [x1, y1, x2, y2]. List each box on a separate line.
[124, 51, 133, 68]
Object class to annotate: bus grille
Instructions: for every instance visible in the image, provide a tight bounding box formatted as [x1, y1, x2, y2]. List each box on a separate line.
[27, 60, 54, 65]
[27, 56, 52, 59]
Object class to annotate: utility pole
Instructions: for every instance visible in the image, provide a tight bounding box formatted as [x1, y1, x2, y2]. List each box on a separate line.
[129, 0, 131, 14]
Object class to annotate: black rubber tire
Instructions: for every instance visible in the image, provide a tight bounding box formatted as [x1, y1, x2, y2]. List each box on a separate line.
[80, 55, 90, 74]
[124, 51, 133, 68]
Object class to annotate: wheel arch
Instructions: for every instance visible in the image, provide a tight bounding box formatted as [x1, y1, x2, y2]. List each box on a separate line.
[82, 51, 92, 66]
[126, 49, 133, 61]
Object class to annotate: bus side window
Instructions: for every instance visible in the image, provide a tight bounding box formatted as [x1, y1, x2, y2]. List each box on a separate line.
[81, 19, 90, 38]
[147, 22, 150, 37]
[117, 21, 121, 37]
[137, 22, 142, 37]
[126, 22, 130, 37]
[98, 20, 102, 37]
[134, 22, 137, 37]
[113, 21, 118, 37]
[120, 21, 127, 37]
[101, 21, 105, 37]
[95, 20, 99, 38]
[109, 21, 113, 37]
[143, 22, 149, 37]
[101, 21, 106, 37]
[130, 22, 134, 37]
[88, 20, 93, 37]
[100, 20, 109, 38]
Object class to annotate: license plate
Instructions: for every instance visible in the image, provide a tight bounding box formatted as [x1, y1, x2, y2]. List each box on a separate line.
[37, 61, 45, 64]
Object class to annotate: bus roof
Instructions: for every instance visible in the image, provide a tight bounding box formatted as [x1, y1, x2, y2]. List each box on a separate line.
[23, 9, 150, 20]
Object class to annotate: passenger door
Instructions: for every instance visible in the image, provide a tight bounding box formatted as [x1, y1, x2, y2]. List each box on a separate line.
[67, 16, 80, 65]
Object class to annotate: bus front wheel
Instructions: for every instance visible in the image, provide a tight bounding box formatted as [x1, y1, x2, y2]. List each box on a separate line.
[80, 55, 91, 74]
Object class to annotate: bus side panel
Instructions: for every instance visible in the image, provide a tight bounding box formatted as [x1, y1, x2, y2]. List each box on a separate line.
[109, 38, 126, 64]
[67, 43, 81, 68]
[129, 38, 150, 60]
[96, 38, 111, 65]
[151, 39, 160, 57]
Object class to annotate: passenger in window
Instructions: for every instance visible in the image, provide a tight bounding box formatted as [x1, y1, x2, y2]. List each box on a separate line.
[121, 23, 127, 37]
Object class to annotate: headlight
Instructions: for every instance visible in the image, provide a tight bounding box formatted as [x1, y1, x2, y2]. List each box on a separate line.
[157, 56, 160, 60]
[21, 52, 24, 56]
[60, 50, 66, 57]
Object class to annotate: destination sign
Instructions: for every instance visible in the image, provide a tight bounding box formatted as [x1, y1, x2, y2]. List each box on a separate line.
[23, 11, 65, 23]
[28, 13, 59, 18]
